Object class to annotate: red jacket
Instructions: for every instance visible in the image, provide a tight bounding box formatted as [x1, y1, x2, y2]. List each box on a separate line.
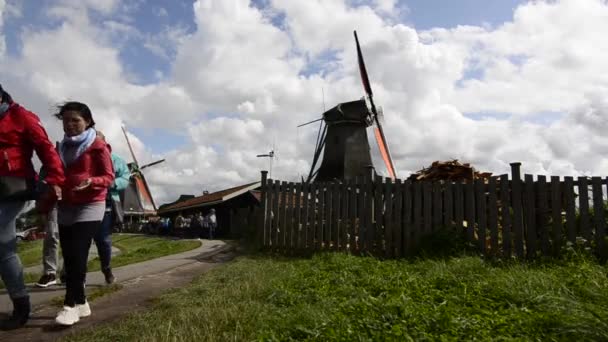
[0, 103, 65, 185]
[60, 137, 115, 205]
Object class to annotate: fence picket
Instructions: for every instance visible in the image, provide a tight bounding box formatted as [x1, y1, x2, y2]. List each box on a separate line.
[578, 177, 591, 244]
[373, 175, 383, 255]
[537, 176, 550, 256]
[331, 181, 340, 251]
[403, 180, 413, 255]
[593, 177, 606, 258]
[524, 175, 537, 258]
[271, 180, 280, 250]
[454, 182, 464, 231]
[394, 179, 403, 258]
[294, 183, 302, 251]
[488, 177, 499, 254]
[413, 182, 423, 249]
[423, 181, 432, 236]
[465, 181, 476, 244]
[286, 183, 295, 253]
[444, 181, 453, 229]
[511, 164, 524, 258]
[475, 179, 487, 253]
[384, 178, 394, 258]
[564, 177, 576, 244]
[433, 182, 442, 231]
[301, 183, 310, 250]
[308, 183, 317, 251]
[550, 176, 562, 255]
[500, 175, 512, 257]
[348, 176, 363, 253]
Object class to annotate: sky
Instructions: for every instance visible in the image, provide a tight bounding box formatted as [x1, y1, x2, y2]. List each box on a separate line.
[1, 0, 608, 205]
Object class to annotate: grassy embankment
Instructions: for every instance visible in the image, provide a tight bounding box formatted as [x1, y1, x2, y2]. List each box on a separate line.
[64, 250, 608, 341]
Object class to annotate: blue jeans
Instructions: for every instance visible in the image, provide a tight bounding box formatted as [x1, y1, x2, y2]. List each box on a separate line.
[0, 201, 27, 300]
[94, 210, 112, 272]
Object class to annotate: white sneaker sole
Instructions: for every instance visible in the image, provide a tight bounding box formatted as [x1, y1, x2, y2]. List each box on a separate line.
[35, 280, 57, 288]
[55, 315, 79, 326]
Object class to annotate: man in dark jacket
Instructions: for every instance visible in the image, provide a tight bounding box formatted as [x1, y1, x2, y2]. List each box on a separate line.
[0, 84, 65, 330]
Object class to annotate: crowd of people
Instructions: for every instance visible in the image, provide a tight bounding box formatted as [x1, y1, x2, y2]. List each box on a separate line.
[140, 210, 217, 239]
[0, 84, 128, 329]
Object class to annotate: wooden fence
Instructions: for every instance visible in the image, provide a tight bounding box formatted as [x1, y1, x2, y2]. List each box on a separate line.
[238, 163, 608, 259]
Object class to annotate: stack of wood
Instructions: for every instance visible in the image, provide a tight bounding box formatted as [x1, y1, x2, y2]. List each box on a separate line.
[408, 160, 492, 182]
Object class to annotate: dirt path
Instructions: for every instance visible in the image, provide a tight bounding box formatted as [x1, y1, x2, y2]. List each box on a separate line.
[0, 242, 236, 342]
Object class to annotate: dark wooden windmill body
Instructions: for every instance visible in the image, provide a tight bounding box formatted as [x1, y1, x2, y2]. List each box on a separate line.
[305, 31, 397, 183]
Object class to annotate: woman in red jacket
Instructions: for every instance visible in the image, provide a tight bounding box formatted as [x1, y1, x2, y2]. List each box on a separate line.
[0, 84, 65, 330]
[52, 102, 114, 326]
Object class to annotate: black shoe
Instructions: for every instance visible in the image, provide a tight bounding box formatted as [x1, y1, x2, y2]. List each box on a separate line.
[35, 273, 57, 288]
[103, 269, 115, 284]
[0, 296, 30, 331]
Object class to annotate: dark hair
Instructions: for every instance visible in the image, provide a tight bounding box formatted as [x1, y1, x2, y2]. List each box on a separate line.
[54, 101, 96, 128]
[0, 84, 13, 103]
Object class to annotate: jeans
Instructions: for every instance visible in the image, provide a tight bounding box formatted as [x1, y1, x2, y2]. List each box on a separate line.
[42, 206, 59, 275]
[0, 201, 27, 300]
[94, 210, 112, 272]
[59, 221, 100, 307]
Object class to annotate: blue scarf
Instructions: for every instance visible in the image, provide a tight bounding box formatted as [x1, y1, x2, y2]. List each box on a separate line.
[0, 102, 10, 120]
[59, 128, 97, 166]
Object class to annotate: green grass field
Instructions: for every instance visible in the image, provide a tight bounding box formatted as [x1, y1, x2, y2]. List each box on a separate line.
[0, 234, 200, 289]
[64, 252, 608, 342]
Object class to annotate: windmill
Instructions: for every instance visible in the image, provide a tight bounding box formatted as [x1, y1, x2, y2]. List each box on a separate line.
[120, 125, 166, 217]
[303, 31, 397, 183]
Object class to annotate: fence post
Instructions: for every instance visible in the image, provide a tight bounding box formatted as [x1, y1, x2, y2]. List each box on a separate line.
[258, 171, 268, 248]
[510, 162, 525, 258]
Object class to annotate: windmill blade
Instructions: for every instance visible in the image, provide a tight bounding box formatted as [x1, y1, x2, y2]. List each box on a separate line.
[121, 125, 139, 167]
[140, 159, 165, 170]
[354, 30, 373, 98]
[355, 30, 397, 180]
[373, 125, 396, 179]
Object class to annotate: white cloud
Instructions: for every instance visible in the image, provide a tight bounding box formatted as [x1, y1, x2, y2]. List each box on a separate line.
[2, 0, 608, 205]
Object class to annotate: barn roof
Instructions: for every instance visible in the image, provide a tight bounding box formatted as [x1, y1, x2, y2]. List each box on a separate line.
[158, 182, 260, 214]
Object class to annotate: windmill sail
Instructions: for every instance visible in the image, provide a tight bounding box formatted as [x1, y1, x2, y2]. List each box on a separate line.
[122, 164, 157, 215]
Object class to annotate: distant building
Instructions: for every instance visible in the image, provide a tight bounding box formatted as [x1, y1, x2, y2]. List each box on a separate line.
[158, 182, 260, 237]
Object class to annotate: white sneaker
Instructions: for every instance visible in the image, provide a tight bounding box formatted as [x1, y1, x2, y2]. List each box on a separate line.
[77, 301, 91, 317]
[55, 306, 80, 326]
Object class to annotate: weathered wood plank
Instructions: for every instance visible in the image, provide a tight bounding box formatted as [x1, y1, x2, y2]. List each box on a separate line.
[384, 178, 393, 258]
[454, 182, 464, 231]
[536, 175, 550, 256]
[394, 179, 403, 258]
[278, 181, 288, 252]
[413, 181, 423, 250]
[475, 179, 487, 253]
[444, 181, 453, 229]
[550, 176, 562, 255]
[331, 181, 340, 251]
[348, 176, 363, 253]
[465, 181, 476, 244]
[432, 181, 443, 231]
[301, 183, 310, 250]
[488, 177, 499, 255]
[511, 164, 524, 258]
[564, 177, 576, 244]
[578, 177, 591, 244]
[294, 183, 302, 250]
[285, 182, 295, 253]
[500, 175, 512, 257]
[403, 180, 413, 255]
[524, 175, 537, 258]
[373, 175, 383, 255]
[363, 176, 373, 253]
[423, 181, 432, 236]
[592, 177, 606, 258]
[271, 180, 281, 250]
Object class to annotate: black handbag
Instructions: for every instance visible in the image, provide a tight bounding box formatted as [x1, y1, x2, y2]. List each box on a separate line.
[0, 176, 36, 201]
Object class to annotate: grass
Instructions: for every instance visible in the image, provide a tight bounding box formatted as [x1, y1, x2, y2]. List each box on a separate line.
[0, 234, 201, 289]
[64, 252, 608, 342]
[86, 234, 201, 272]
[50, 284, 124, 308]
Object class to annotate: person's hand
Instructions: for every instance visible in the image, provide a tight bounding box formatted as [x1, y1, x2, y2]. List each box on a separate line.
[73, 179, 92, 191]
[51, 185, 62, 200]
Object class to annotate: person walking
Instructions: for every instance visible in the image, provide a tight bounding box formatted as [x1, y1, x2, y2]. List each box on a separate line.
[34, 205, 60, 287]
[53, 102, 114, 326]
[206, 208, 217, 239]
[0, 84, 65, 330]
[94, 131, 130, 284]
